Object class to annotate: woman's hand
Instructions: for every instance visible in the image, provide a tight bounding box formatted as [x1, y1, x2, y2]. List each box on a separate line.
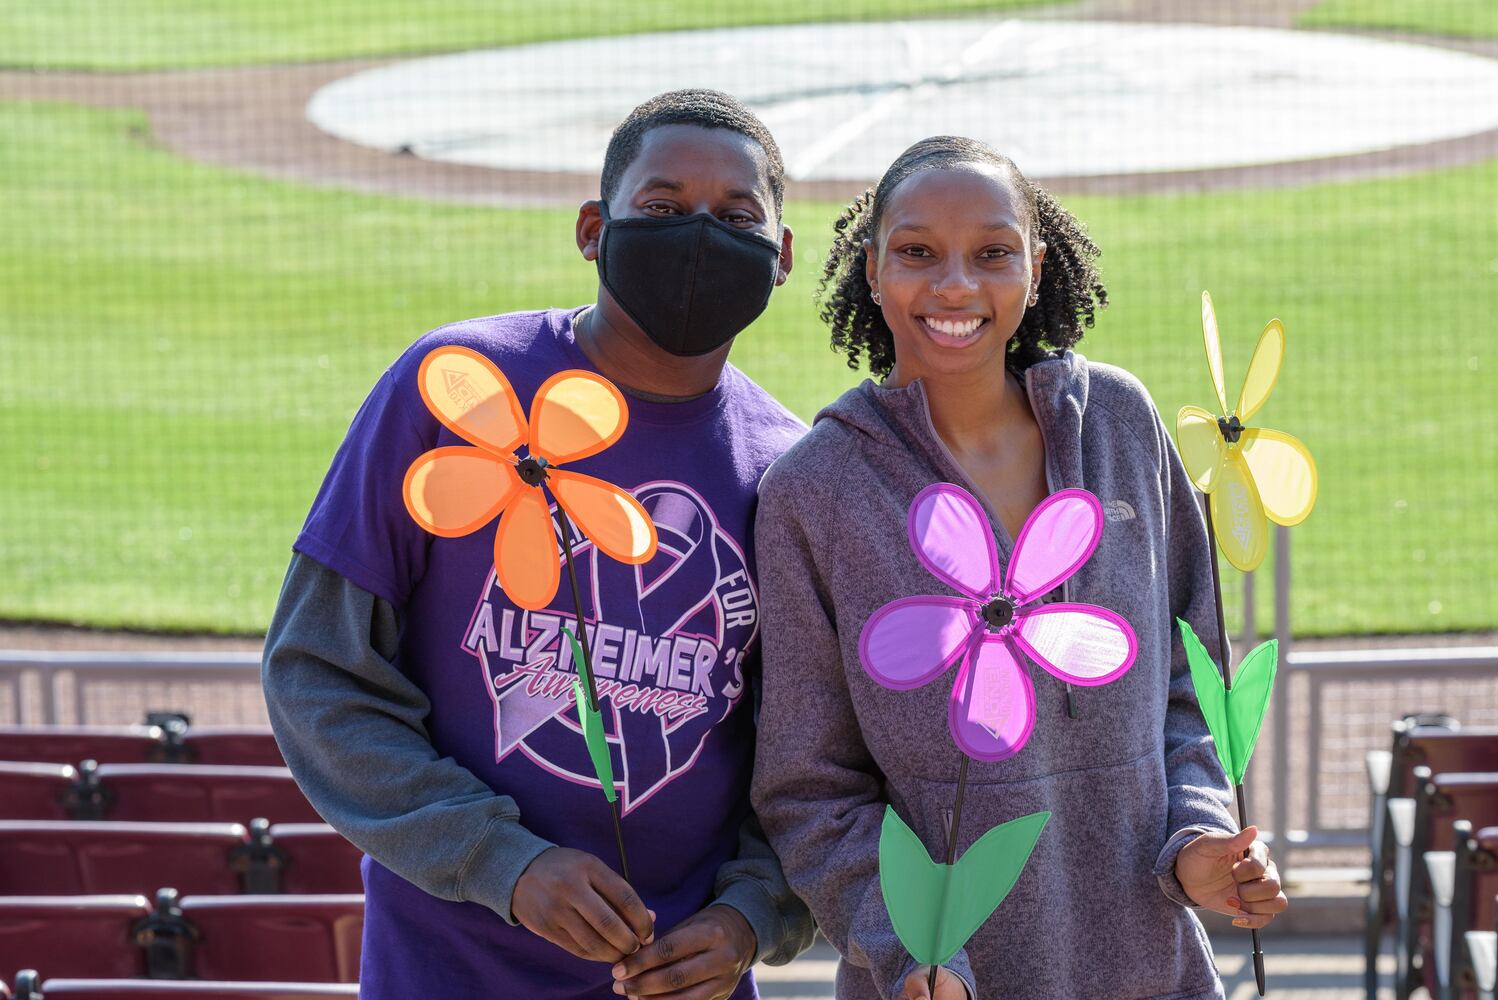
[898, 966, 968, 999]
[1174, 825, 1289, 930]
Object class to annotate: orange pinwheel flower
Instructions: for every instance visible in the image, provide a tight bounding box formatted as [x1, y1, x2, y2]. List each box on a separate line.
[402, 345, 658, 610]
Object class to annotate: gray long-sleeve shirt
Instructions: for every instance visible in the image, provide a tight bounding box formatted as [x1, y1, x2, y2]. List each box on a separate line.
[262, 552, 815, 966]
[751, 354, 1236, 1000]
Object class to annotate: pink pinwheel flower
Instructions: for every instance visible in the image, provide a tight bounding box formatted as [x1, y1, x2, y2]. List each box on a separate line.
[859, 484, 1137, 761]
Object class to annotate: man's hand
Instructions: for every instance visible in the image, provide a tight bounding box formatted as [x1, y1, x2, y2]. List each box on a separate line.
[1175, 825, 1289, 930]
[610, 904, 757, 998]
[897, 966, 967, 1000]
[511, 847, 655, 964]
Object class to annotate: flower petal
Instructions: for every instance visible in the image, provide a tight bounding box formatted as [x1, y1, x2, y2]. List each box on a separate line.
[1176, 405, 1226, 493]
[549, 468, 657, 565]
[403, 447, 520, 537]
[1005, 489, 1103, 605]
[417, 346, 527, 455]
[529, 370, 628, 466]
[859, 596, 977, 691]
[907, 483, 1000, 600]
[1239, 427, 1317, 526]
[494, 487, 561, 611]
[948, 636, 1035, 762]
[1011, 604, 1137, 687]
[1210, 450, 1269, 572]
[1236, 319, 1284, 423]
[1201, 291, 1229, 416]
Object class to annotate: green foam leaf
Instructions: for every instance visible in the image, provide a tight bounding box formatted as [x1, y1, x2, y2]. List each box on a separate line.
[1178, 618, 1277, 784]
[878, 806, 1049, 966]
[561, 625, 616, 804]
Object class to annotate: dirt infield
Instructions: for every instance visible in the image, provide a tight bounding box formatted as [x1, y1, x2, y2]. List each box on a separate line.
[1, 0, 1496, 206]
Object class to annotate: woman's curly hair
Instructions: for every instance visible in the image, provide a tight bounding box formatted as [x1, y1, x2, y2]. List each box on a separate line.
[817, 136, 1107, 378]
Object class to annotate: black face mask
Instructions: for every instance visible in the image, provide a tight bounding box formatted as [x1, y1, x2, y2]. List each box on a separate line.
[595, 201, 782, 357]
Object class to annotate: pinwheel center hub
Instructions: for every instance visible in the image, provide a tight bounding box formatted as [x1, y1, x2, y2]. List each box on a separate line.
[1217, 414, 1244, 444]
[980, 597, 1016, 632]
[516, 456, 550, 486]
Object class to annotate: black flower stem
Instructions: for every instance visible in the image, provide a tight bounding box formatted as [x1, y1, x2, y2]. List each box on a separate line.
[1200, 492, 1265, 996]
[557, 505, 631, 885]
[927, 755, 971, 996]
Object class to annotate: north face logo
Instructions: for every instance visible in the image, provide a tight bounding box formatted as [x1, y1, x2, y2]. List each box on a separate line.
[1103, 499, 1136, 523]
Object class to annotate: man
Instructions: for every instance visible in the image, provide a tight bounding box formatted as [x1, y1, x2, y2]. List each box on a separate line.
[263, 89, 814, 999]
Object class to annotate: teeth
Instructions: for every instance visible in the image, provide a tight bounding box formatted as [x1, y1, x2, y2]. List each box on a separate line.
[924, 317, 983, 337]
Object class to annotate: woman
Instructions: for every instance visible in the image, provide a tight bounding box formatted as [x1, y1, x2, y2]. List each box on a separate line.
[750, 136, 1286, 999]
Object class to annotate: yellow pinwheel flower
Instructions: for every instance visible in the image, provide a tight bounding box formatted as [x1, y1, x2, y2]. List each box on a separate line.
[1176, 291, 1318, 572]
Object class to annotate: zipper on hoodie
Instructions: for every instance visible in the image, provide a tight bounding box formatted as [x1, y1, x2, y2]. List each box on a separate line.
[910, 373, 1081, 720]
[1024, 368, 1080, 720]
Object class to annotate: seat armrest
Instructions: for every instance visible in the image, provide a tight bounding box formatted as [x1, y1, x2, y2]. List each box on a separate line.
[1467, 929, 1497, 994]
[1368, 750, 1394, 796]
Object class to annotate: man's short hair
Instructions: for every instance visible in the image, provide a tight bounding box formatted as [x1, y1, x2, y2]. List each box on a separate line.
[600, 89, 786, 216]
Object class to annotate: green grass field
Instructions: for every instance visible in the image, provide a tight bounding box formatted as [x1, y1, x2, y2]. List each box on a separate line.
[0, 0, 1064, 71]
[1299, 0, 1498, 37]
[3, 100, 1495, 636]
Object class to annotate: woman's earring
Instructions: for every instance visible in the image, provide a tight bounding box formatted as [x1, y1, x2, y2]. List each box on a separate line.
[871, 290, 882, 305]
[1027, 288, 1039, 307]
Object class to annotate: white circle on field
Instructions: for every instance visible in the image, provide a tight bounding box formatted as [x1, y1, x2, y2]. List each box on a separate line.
[307, 19, 1498, 181]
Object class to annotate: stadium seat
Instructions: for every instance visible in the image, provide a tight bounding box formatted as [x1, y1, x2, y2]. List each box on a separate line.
[22, 981, 358, 999]
[0, 896, 150, 979]
[1398, 769, 1498, 1000]
[178, 730, 283, 768]
[0, 822, 245, 896]
[1444, 823, 1498, 1000]
[92, 766, 320, 825]
[266, 826, 362, 896]
[138, 895, 363, 982]
[0, 764, 78, 822]
[1368, 717, 1498, 996]
[0, 727, 162, 767]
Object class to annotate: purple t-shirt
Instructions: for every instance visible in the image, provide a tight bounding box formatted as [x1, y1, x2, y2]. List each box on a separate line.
[294, 308, 805, 999]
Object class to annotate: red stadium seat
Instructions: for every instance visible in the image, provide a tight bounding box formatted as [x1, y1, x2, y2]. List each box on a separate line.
[1367, 718, 1498, 995]
[0, 727, 162, 767]
[1447, 823, 1498, 999]
[0, 822, 246, 896]
[182, 896, 363, 983]
[0, 896, 150, 979]
[1399, 769, 1498, 999]
[24, 980, 357, 999]
[0, 763, 77, 822]
[1403, 730, 1498, 790]
[179, 730, 283, 768]
[94, 766, 320, 825]
[267, 826, 362, 895]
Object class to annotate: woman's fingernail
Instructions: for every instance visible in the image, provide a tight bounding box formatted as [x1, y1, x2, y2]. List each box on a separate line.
[612, 984, 625, 996]
[1226, 897, 1241, 909]
[1233, 918, 1249, 928]
[612, 964, 625, 979]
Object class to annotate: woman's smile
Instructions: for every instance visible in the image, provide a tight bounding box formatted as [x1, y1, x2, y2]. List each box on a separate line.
[917, 313, 989, 347]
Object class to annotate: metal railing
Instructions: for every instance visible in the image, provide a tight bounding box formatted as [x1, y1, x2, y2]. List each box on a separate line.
[0, 649, 262, 726]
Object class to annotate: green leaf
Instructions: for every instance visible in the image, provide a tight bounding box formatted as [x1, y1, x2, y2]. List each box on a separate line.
[561, 625, 616, 804]
[879, 806, 1049, 966]
[1177, 619, 1277, 784]
[1226, 639, 1277, 783]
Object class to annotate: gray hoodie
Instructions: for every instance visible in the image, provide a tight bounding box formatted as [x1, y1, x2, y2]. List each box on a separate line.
[750, 353, 1235, 1000]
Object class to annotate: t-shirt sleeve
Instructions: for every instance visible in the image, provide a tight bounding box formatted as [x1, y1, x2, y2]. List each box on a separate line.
[294, 369, 432, 608]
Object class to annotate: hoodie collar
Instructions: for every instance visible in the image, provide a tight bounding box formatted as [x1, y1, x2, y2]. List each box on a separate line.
[816, 351, 1092, 502]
